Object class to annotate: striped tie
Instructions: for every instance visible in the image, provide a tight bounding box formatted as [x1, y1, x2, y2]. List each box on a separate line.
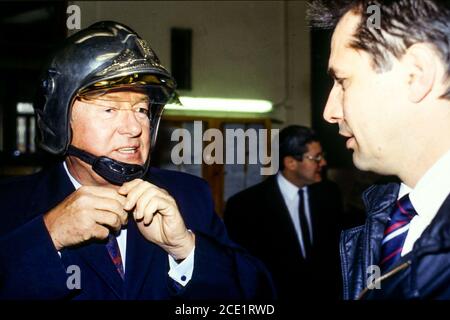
[379, 194, 417, 272]
[106, 233, 125, 279]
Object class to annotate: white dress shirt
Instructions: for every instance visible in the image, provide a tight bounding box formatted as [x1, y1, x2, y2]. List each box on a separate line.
[398, 148, 450, 256]
[276, 172, 314, 259]
[63, 162, 194, 286]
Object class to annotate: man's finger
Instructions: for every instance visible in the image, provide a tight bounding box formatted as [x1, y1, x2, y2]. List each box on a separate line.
[91, 224, 110, 240]
[93, 197, 128, 225]
[118, 178, 143, 196]
[147, 196, 172, 218]
[142, 203, 156, 225]
[135, 188, 159, 219]
[93, 210, 122, 232]
[83, 186, 127, 206]
[123, 181, 152, 211]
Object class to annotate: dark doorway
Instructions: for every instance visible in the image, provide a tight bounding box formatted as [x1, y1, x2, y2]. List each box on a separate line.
[0, 1, 66, 176]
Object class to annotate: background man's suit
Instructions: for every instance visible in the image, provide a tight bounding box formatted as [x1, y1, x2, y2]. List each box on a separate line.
[0, 163, 275, 299]
[224, 176, 343, 300]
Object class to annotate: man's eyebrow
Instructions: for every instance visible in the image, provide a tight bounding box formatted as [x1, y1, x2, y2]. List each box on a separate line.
[329, 65, 349, 79]
[105, 93, 150, 102]
[137, 96, 150, 102]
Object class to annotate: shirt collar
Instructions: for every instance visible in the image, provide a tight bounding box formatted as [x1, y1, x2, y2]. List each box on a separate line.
[276, 172, 306, 200]
[398, 183, 412, 199]
[63, 161, 82, 190]
[406, 148, 450, 223]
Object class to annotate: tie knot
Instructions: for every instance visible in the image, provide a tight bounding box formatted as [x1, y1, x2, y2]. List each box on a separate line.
[392, 194, 417, 221]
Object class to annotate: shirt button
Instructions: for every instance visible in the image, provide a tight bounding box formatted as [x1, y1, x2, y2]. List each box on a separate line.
[181, 275, 187, 281]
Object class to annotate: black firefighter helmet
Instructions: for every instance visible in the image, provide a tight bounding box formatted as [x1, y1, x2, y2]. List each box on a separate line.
[34, 21, 177, 185]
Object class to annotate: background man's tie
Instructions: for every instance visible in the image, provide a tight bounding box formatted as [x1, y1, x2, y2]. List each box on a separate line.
[298, 188, 313, 259]
[379, 194, 417, 272]
[106, 233, 125, 279]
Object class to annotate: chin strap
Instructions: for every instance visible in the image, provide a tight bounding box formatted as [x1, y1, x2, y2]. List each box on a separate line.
[67, 145, 149, 185]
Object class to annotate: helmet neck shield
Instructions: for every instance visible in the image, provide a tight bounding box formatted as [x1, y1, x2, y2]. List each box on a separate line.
[67, 145, 148, 185]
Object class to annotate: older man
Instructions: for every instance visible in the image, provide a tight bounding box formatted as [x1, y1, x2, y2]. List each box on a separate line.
[0, 21, 274, 300]
[310, 0, 450, 299]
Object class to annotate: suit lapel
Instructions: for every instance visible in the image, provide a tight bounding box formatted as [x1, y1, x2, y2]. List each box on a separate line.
[123, 218, 157, 299]
[74, 240, 124, 298]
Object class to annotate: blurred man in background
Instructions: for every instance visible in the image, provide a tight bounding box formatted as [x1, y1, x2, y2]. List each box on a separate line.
[225, 125, 343, 300]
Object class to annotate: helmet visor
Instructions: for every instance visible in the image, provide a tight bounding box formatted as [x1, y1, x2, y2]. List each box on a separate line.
[77, 73, 179, 105]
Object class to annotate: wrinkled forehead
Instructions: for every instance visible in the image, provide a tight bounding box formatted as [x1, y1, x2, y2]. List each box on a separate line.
[83, 88, 150, 103]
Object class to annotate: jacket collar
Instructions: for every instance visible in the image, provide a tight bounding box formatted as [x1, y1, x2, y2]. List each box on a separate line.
[360, 183, 400, 276]
[362, 182, 399, 217]
[362, 182, 450, 262]
[411, 194, 450, 256]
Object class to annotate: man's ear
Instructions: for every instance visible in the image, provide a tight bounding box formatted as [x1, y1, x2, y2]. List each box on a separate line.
[283, 156, 298, 171]
[402, 43, 436, 103]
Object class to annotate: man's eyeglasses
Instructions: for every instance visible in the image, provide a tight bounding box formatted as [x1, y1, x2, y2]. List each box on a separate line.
[304, 153, 326, 163]
[293, 153, 326, 163]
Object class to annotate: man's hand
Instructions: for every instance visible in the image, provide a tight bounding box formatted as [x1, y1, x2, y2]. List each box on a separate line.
[43, 186, 128, 251]
[118, 179, 195, 260]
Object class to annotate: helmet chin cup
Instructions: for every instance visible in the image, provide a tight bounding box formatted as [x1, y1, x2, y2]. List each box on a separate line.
[67, 145, 147, 186]
[92, 156, 145, 185]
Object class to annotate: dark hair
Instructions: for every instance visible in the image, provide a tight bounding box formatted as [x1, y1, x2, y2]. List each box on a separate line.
[308, 0, 450, 99]
[279, 125, 319, 171]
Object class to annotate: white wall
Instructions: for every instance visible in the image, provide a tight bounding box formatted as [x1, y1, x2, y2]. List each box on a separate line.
[72, 0, 310, 125]
[285, 0, 311, 127]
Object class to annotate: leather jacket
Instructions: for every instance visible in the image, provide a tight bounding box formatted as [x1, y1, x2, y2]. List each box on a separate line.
[340, 182, 450, 299]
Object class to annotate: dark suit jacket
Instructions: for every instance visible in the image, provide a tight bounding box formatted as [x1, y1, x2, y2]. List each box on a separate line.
[224, 176, 343, 300]
[0, 163, 275, 300]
